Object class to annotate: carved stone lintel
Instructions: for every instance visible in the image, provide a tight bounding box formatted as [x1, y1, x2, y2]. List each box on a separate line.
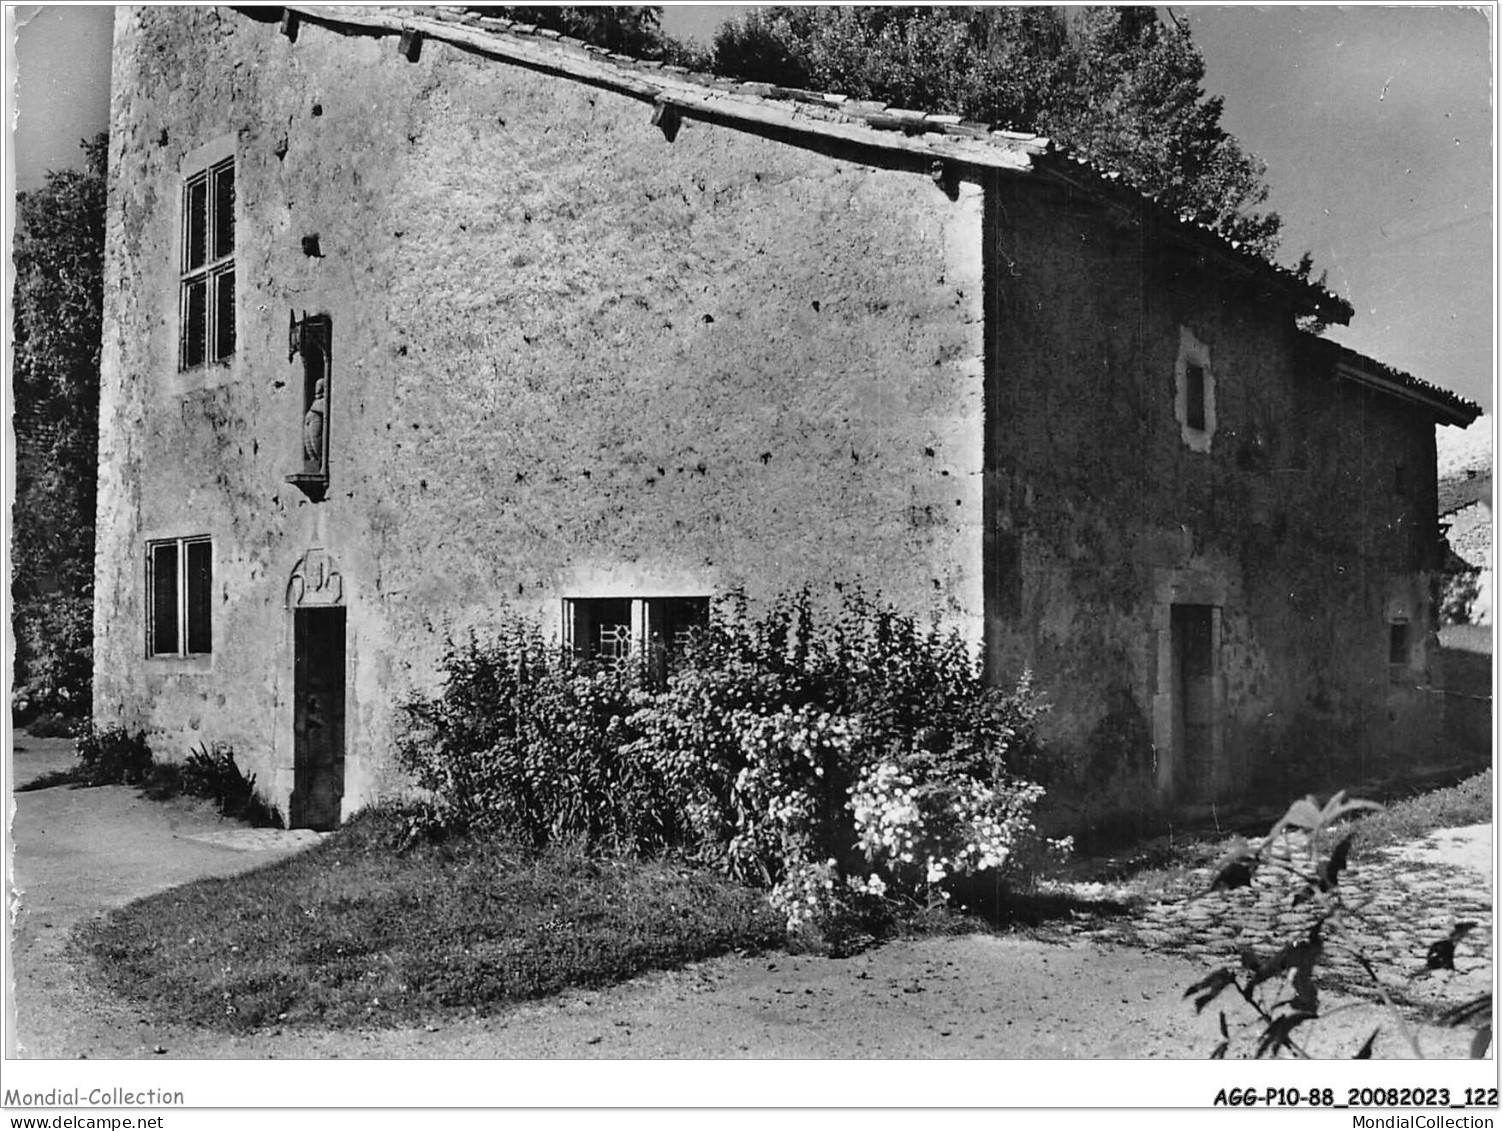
[286, 547, 345, 608]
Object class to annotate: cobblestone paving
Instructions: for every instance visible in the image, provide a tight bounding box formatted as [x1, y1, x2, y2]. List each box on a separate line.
[1045, 830, 1493, 1013]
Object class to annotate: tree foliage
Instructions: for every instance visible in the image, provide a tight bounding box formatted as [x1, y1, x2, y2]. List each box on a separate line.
[11, 132, 108, 718]
[465, 6, 710, 66]
[711, 7, 1281, 255]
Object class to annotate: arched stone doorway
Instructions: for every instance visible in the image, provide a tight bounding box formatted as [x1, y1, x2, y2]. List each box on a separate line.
[286, 548, 345, 829]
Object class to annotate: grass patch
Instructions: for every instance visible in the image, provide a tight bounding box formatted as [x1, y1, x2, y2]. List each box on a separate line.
[79, 807, 784, 1032]
[1350, 769, 1492, 849]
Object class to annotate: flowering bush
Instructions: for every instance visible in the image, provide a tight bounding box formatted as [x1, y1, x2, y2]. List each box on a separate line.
[399, 588, 1061, 942]
[723, 706, 857, 912]
[629, 588, 1061, 931]
[851, 757, 1061, 896]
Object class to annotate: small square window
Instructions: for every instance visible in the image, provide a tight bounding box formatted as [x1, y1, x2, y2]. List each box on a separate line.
[148, 537, 212, 656]
[1185, 364, 1207, 432]
[1388, 622, 1409, 666]
[573, 597, 634, 660]
[648, 597, 711, 652]
[1175, 326, 1215, 452]
[564, 596, 709, 665]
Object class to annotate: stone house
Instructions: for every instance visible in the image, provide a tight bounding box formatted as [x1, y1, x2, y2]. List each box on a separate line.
[95, 6, 1480, 832]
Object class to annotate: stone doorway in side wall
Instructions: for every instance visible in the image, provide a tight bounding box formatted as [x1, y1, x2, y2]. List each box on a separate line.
[1151, 569, 1227, 806]
[1171, 603, 1218, 802]
[286, 549, 346, 830]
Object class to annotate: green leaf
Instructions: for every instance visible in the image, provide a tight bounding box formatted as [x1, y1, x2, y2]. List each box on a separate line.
[1184, 968, 1237, 1014]
[1256, 1010, 1317, 1059]
[1427, 939, 1457, 971]
[1320, 791, 1384, 825]
[1274, 796, 1324, 833]
[1206, 837, 1260, 893]
[1316, 833, 1355, 891]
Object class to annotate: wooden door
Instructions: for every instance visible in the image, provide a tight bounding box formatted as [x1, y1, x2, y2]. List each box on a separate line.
[1172, 603, 1216, 801]
[293, 607, 345, 829]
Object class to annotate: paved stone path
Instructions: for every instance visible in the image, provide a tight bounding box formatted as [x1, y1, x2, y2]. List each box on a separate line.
[1046, 825, 1493, 1015]
[177, 826, 328, 851]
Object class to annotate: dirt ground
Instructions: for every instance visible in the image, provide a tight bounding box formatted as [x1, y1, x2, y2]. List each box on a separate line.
[5, 735, 1487, 1060]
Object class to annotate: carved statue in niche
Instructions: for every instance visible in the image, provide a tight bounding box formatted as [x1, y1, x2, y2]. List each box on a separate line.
[303, 376, 327, 471]
[287, 311, 332, 500]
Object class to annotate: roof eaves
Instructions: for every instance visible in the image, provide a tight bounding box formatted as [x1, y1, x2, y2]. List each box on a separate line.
[1306, 336, 1481, 427]
[1035, 150, 1353, 326]
[271, 5, 1378, 323]
[281, 5, 1043, 173]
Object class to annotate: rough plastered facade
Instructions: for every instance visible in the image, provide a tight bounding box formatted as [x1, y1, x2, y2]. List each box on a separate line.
[95, 6, 1480, 833]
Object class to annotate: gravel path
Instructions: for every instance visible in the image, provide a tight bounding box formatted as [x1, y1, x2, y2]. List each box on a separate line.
[6, 736, 1490, 1059]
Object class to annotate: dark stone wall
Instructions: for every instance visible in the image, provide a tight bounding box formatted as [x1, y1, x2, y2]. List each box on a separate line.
[983, 174, 1450, 838]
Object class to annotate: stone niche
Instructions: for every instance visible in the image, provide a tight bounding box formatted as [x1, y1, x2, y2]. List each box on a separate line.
[286, 311, 332, 501]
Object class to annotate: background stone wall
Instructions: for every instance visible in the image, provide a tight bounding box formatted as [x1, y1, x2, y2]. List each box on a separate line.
[982, 174, 1449, 838]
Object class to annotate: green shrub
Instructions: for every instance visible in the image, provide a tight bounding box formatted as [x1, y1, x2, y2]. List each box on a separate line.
[628, 587, 1062, 927]
[181, 742, 284, 828]
[396, 624, 679, 852]
[74, 724, 153, 786]
[400, 587, 1061, 938]
[10, 594, 92, 722]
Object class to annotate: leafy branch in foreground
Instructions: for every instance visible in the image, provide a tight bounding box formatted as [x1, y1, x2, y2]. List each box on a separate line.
[1185, 791, 1491, 1059]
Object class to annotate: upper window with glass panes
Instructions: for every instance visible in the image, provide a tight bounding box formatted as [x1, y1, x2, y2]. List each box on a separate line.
[180, 158, 235, 369]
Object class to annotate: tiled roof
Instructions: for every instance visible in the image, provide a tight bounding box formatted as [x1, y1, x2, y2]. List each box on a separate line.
[1040, 148, 1352, 322]
[274, 4, 1352, 323]
[1304, 335, 1481, 427]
